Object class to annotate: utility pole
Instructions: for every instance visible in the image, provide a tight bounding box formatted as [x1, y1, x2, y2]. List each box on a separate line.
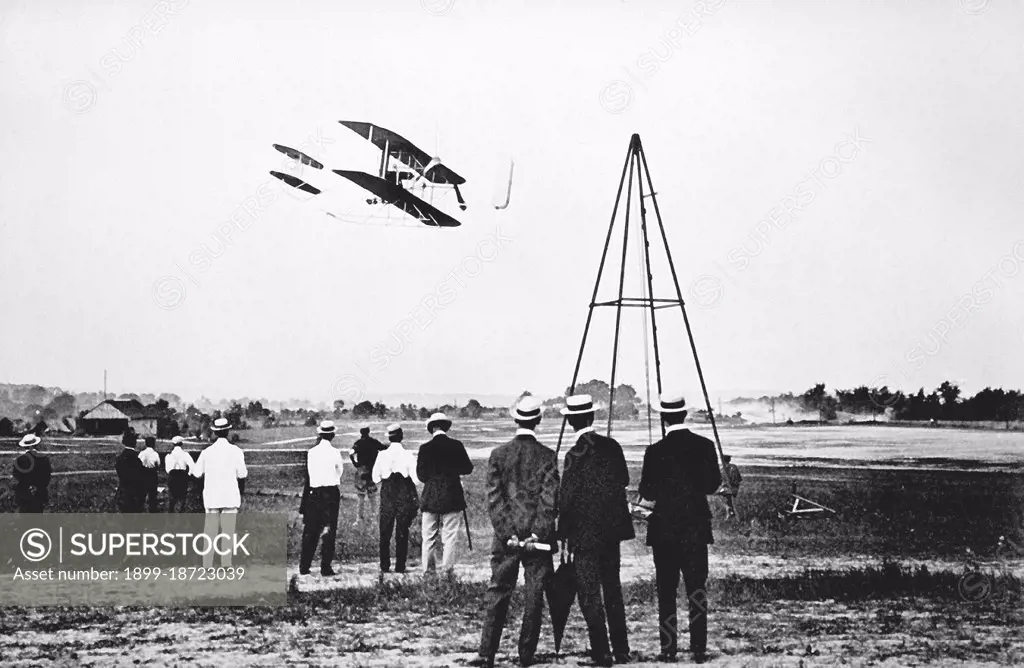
[770, 397, 776, 425]
[103, 369, 107, 400]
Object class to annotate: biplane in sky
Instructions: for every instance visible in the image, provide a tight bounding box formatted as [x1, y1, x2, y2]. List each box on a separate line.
[269, 121, 514, 228]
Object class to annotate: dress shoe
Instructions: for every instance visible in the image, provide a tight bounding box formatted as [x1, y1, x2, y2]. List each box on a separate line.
[591, 654, 614, 667]
[692, 651, 709, 664]
[654, 652, 677, 663]
[467, 655, 494, 668]
[320, 568, 336, 577]
[613, 650, 637, 663]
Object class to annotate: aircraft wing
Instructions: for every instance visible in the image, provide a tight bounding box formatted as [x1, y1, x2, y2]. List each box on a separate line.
[269, 171, 321, 194]
[338, 121, 467, 186]
[332, 170, 462, 228]
[273, 144, 324, 170]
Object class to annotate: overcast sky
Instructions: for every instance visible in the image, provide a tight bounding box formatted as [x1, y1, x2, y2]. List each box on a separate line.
[1, 0, 1022, 407]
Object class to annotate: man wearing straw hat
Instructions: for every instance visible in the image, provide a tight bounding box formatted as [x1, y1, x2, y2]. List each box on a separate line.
[470, 396, 558, 668]
[558, 393, 635, 666]
[638, 394, 722, 664]
[13, 433, 52, 513]
[165, 435, 195, 513]
[416, 411, 474, 573]
[299, 420, 344, 577]
[372, 423, 419, 573]
[192, 417, 248, 569]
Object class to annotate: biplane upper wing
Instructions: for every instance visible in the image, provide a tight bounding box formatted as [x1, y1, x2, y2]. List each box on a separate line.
[269, 171, 321, 194]
[338, 121, 467, 186]
[273, 144, 324, 170]
[332, 170, 462, 228]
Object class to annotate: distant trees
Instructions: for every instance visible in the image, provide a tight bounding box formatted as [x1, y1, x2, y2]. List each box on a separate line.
[352, 401, 388, 419]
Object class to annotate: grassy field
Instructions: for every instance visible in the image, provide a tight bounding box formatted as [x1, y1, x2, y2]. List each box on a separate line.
[0, 421, 1021, 665]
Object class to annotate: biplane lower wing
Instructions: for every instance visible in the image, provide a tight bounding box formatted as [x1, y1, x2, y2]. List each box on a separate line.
[269, 171, 321, 195]
[332, 170, 462, 228]
[338, 121, 466, 186]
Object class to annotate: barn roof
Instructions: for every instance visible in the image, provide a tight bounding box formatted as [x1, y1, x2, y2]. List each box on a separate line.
[83, 399, 164, 420]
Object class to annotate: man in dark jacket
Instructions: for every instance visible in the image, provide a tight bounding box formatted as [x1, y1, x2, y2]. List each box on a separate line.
[470, 397, 558, 668]
[559, 394, 635, 666]
[416, 412, 474, 573]
[13, 433, 52, 513]
[349, 424, 385, 527]
[638, 394, 722, 664]
[115, 430, 145, 513]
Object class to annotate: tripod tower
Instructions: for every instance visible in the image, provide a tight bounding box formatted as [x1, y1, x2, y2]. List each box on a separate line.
[555, 134, 727, 468]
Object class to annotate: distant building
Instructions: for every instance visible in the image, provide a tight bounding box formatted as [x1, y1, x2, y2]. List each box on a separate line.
[80, 400, 167, 437]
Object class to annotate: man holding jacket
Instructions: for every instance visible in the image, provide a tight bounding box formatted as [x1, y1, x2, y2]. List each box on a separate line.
[559, 393, 635, 666]
[470, 396, 559, 668]
[416, 412, 474, 573]
[638, 394, 722, 664]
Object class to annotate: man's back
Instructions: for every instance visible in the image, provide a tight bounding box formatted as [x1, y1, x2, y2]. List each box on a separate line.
[487, 435, 558, 543]
[352, 436, 384, 470]
[559, 431, 634, 549]
[417, 433, 474, 514]
[639, 428, 722, 545]
[194, 439, 247, 509]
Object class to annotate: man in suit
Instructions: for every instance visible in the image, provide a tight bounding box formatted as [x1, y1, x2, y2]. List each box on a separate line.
[416, 412, 474, 573]
[372, 424, 420, 573]
[350, 424, 386, 527]
[115, 430, 145, 513]
[299, 420, 344, 577]
[559, 393, 635, 666]
[470, 397, 558, 668]
[638, 394, 722, 664]
[13, 433, 52, 513]
[138, 435, 161, 512]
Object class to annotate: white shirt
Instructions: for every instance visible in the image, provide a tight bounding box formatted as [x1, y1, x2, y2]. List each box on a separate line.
[192, 438, 247, 509]
[574, 425, 595, 441]
[666, 423, 689, 434]
[372, 442, 420, 484]
[307, 439, 344, 488]
[515, 427, 537, 438]
[139, 447, 160, 469]
[431, 429, 448, 438]
[165, 446, 194, 474]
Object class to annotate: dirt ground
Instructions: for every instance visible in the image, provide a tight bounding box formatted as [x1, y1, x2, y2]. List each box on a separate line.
[0, 595, 1020, 667]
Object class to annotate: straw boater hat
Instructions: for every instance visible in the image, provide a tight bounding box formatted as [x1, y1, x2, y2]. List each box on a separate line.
[560, 394, 596, 416]
[171, 436, 184, 446]
[211, 417, 231, 432]
[19, 434, 41, 448]
[317, 420, 336, 435]
[426, 412, 452, 432]
[387, 423, 402, 436]
[513, 396, 543, 422]
[655, 394, 687, 413]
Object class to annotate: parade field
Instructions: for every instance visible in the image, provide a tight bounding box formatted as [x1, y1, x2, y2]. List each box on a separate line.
[0, 422, 1022, 666]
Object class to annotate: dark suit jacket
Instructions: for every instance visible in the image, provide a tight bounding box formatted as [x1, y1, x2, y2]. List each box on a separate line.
[351, 436, 385, 479]
[558, 430, 635, 550]
[486, 434, 559, 544]
[13, 451, 51, 506]
[638, 428, 722, 546]
[416, 433, 474, 514]
[115, 447, 144, 496]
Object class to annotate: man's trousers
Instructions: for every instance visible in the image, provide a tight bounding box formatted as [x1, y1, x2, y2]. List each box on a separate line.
[478, 537, 553, 664]
[421, 510, 464, 572]
[652, 541, 710, 657]
[574, 543, 630, 658]
[379, 476, 418, 572]
[202, 507, 239, 569]
[299, 487, 340, 574]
